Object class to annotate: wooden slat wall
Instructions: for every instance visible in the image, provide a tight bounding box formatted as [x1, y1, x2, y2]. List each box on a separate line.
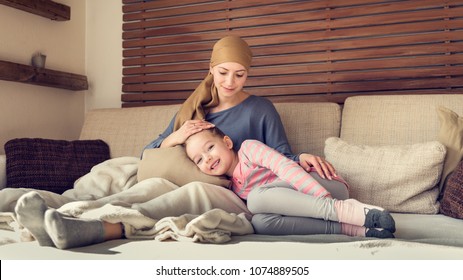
[122, 0, 463, 107]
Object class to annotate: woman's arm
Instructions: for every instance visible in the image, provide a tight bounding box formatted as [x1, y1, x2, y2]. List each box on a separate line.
[256, 99, 336, 179]
[143, 116, 176, 150]
[143, 114, 215, 151]
[161, 119, 214, 148]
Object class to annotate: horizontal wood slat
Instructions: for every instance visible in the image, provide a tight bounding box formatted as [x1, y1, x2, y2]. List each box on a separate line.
[122, 3, 463, 39]
[122, 0, 463, 107]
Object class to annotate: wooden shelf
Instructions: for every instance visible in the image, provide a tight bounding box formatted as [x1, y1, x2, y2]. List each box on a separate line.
[0, 0, 70, 21]
[0, 60, 88, 91]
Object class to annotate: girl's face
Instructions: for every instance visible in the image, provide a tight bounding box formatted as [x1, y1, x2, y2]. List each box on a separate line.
[185, 130, 236, 177]
[210, 62, 248, 98]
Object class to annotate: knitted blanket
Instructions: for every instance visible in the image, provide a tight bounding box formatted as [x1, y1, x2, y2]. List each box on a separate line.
[0, 157, 253, 245]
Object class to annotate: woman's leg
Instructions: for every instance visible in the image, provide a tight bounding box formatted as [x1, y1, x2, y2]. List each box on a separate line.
[132, 182, 250, 220]
[94, 178, 180, 206]
[0, 188, 75, 212]
[16, 182, 249, 249]
[44, 209, 116, 249]
[14, 191, 123, 249]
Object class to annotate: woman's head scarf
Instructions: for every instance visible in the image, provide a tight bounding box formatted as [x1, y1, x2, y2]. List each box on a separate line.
[173, 36, 252, 131]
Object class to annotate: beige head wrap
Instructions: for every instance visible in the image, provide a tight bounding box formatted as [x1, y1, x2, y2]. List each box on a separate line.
[173, 36, 252, 130]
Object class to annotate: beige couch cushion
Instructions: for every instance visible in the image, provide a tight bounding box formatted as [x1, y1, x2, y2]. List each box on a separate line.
[79, 105, 180, 158]
[325, 137, 445, 214]
[274, 102, 341, 157]
[341, 94, 463, 146]
[80, 102, 341, 160]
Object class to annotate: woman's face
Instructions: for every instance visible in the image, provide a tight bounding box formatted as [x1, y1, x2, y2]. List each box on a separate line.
[210, 62, 248, 98]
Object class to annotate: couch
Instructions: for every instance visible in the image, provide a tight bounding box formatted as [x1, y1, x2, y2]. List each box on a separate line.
[1, 94, 463, 260]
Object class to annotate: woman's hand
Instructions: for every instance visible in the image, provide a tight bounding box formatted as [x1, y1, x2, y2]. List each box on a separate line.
[299, 153, 337, 180]
[160, 120, 215, 147]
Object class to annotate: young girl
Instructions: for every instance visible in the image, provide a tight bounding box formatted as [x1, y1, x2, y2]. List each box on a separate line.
[184, 127, 396, 238]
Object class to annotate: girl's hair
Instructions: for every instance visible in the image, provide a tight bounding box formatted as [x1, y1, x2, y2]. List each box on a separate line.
[208, 126, 226, 138]
[183, 126, 227, 147]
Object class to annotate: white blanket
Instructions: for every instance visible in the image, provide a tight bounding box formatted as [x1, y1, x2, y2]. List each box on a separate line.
[0, 157, 254, 245]
[73, 204, 253, 243]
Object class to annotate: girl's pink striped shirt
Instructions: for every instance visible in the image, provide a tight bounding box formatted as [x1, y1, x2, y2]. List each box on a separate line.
[231, 140, 330, 199]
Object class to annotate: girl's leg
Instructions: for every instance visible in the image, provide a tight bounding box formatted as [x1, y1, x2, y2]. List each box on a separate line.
[249, 178, 349, 235]
[307, 170, 350, 200]
[251, 213, 342, 235]
[247, 181, 395, 232]
[251, 213, 394, 238]
[132, 182, 250, 220]
[247, 181, 339, 221]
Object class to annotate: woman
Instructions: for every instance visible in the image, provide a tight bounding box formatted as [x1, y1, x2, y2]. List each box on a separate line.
[143, 35, 345, 235]
[13, 36, 349, 249]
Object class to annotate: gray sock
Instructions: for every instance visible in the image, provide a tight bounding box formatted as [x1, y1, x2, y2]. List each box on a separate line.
[366, 228, 395, 239]
[364, 209, 396, 233]
[14, 192, 54, 247]
[44, 209, 105, 249]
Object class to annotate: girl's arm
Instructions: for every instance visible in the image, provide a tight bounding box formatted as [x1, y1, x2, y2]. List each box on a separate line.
[241, 140, 330, 198]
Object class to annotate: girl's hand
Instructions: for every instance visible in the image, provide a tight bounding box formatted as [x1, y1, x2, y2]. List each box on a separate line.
[299, 153, 337, 180]
[161, 120, 215, 147]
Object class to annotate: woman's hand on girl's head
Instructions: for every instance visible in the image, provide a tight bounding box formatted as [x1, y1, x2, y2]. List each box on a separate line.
[299, 153, 337, 180]
[162, 120, 215, 147]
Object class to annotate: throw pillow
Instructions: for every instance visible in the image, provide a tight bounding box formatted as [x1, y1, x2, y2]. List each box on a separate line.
[440, 159, 463, 219]
[137, 145, 231, 188]
[5, 138, 110, 194]
[324, 137, 446, 214]
[436, 106, 463, 193]
[0, 154, 6, 189]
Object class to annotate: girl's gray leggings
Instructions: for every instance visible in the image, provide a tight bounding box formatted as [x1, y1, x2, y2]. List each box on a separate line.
[247, 172, 349, 235]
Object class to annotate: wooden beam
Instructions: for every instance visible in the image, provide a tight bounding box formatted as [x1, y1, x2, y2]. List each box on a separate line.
[0, 60, 88, 91]
[0, 0, 70, 21]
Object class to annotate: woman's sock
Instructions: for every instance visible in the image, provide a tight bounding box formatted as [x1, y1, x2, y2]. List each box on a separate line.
[334, 199, 396, 232]
[44, 209, 105, 249]
[14, 192, 54, 247]
[341, 223, 394, 239]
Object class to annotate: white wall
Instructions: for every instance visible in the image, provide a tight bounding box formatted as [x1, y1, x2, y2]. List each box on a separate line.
[0, 0, 124, 154]
[0, 0, 86, 154]
[85, 0, 123, 110]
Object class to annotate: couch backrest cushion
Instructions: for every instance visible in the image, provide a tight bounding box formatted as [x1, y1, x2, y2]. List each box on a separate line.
[80, 102, 341, 159]
[80, 105, 180, 158]
[341, 94, 463, 146]
[274, 102, 341, 157]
